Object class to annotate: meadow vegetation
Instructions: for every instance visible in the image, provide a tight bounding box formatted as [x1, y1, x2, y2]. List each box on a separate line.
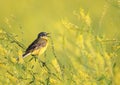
[0, 0, 120, 85]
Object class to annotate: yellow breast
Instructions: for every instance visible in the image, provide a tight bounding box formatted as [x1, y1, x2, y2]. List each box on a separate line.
[31, 40, 48, 56]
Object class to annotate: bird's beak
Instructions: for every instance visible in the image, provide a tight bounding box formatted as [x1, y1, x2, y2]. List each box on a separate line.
[46, 33, 50, 37]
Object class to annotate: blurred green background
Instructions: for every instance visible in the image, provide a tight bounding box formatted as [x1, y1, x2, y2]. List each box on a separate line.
[0, 0, 120, 85]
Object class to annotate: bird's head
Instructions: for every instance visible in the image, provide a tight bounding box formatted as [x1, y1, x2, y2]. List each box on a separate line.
[38, 32, 50, 38]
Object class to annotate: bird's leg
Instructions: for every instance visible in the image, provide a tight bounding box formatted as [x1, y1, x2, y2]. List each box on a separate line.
[38, 52, 47, 67]
[30, 55, 46, 67]
[31, 54, 38, 62]
[31, 55, 45, 67]
[28, 55, 38, 62]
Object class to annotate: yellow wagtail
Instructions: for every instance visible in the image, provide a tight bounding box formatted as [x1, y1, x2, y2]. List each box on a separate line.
[17, 32, 50, 60]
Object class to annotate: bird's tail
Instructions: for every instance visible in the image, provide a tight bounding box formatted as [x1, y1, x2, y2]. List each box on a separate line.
[16, 52, 31, 61]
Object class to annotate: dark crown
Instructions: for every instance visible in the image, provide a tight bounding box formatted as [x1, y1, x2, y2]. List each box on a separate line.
[38, 32, 48, 38]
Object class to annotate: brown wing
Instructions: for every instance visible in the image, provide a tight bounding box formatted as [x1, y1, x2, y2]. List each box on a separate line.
[23, 38, 47, 57]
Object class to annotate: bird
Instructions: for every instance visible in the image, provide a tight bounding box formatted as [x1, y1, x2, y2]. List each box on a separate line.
[17, 32, 50, 61]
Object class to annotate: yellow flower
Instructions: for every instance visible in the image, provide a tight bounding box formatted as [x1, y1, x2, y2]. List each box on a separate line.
[96, 36, 102, 42]
[79, 8, 91, 26]
[85, 13, 91, 26]
[0, 45, 7, 56]
[18, 50, 24, 64]
[6, 73, 18, 83]
[0, 63, 8, 69]
[77, 34, 84, 49]
[11, 57, 17, 63]
[80, 8, 85, 18]
[51, 59, 61, 73]
[62, 19, 79, 31]
[73, 75, 80, 85]
[50, 78, 57, 84]
[0, 29, 3, 33]
[4, 17, 12, 28]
